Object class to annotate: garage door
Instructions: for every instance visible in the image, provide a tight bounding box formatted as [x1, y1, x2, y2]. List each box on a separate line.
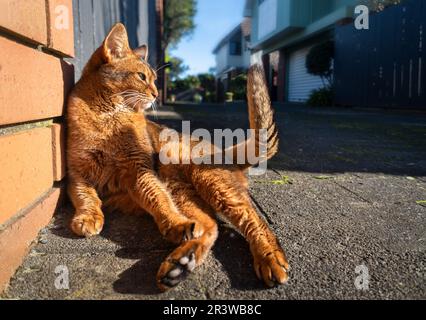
[288, 46, 325, 102]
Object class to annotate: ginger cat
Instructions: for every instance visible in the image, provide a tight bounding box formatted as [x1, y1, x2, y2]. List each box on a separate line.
[67, 23, 289, 291]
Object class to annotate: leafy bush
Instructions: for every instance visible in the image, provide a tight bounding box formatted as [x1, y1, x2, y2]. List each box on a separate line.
[306, 41, 334, 87]
[198, 73, 216, 102]
[229, 74, 247, 101]
[169, 72, 217, 102]
[204, 91, 215, 103]
[172, 75, 200, 92]
[193, 93, 203, 103]
[362, 0, 402, 12]
[307, 87, 334, 107]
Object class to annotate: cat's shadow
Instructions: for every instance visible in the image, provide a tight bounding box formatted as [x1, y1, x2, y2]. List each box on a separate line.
[52, 206, 264, 296]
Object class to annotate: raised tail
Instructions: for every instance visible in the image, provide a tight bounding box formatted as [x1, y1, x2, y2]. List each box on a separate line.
[229, 64, 279, 169]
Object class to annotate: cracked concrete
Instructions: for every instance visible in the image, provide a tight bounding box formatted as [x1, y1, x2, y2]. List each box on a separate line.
[2, 104, 425, 300]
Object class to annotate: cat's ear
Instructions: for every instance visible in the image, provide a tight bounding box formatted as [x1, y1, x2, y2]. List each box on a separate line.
[103, 23, 131, 62]
[134, 44, 149, 61]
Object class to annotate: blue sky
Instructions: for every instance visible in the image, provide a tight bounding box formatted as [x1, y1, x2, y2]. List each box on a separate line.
[171, 0, 246, 76]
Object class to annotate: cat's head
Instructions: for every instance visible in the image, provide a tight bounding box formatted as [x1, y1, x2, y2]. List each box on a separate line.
[83, 23, 158, 111]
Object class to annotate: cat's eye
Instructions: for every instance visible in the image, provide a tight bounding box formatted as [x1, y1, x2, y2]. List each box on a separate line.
[138, 73, 147, 81]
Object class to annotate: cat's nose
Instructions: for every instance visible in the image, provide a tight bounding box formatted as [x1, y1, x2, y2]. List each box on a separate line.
[151, 92, 158, 99]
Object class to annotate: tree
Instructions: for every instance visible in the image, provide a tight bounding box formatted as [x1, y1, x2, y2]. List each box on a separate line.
[159, 0, 197, 103]
[306, 41, 334, 88]
[362, 0, 402, 11]
[172, 75, 200, 93]
[306, 41, 334, 106]
[167, 56, 189, 81]
[167, 56, 189, 97]
[163, 0, 197, 50]
[198, 73, 216, 102]
[198, 73, 215, 92]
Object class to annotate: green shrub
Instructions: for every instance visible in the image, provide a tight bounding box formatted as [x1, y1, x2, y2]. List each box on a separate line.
[307, 87, 334, 107]
[229, 74, 247, 101]
[225, 92, 234, 102]
[306, 41, 334, 87]
[193, 93, 203, 103]
[204, 91, 216, 103]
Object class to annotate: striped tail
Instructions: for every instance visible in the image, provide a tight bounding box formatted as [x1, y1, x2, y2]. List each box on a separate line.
[230, 64, 279, 169]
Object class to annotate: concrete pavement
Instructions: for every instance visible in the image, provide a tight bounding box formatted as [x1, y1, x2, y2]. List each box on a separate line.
[2, 103, 425, 300]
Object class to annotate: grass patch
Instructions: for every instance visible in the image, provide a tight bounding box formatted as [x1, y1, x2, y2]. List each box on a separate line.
[253, 175, 293, 185]
[314, 175, 335, 180]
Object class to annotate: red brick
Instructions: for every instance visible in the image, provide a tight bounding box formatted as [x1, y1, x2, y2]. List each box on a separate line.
[0, 128, 55, 225]
[0, 36, 74, 126]
[0, 0, 48, 45]
[0, 187, 62, 294]
[51, 124, 66, 181]
[47, 0, 75, 57]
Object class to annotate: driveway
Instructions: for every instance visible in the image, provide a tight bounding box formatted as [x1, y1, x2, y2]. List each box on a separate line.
[3, 103, 425, 300]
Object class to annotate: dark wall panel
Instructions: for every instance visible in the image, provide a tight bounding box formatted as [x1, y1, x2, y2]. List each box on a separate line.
[334, 0, 426, 109]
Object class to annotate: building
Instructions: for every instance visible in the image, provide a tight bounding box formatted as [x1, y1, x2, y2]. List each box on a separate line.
[213, 21, 251, 101]
[0, 0, 162, 292]
[244, 0, 356, 102]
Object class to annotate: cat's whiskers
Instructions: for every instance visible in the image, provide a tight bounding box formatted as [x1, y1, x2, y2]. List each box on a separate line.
[150, 100, 158, 119]
[123, 95, 141, 103]
[111, 90, 156, 114]
[129, 97, 141, 111]
[127, 96, 154, 111]
[122, 93, 149, 105]
[121, 94, 143, 102]
[156, 63, 171, 72]
[122, 96, 139, 105]
[112, 89, 140, 98]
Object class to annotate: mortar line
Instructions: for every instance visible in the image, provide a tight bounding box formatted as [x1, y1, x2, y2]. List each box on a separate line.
[44, 0, 52, 48]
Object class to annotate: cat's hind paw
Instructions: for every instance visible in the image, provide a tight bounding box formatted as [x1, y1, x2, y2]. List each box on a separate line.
[157, 241, 199, 292]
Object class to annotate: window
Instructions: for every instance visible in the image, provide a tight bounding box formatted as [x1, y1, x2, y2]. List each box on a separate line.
[258, 0, 277, 39]
[230, 41, 242, 56]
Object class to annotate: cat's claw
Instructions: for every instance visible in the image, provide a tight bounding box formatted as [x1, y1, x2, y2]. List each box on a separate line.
[164, 221, 204, 244]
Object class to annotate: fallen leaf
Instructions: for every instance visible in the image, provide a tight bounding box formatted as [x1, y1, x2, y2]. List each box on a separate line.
[22, 267, 41, 274]
[272, 176, 293, 185]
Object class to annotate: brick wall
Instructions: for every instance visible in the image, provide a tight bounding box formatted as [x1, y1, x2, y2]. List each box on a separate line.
[0, 0, 74, 293]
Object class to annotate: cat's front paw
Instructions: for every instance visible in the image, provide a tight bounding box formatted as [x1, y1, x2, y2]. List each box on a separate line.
[253, 248, 289, 288]
[71, 212, 104, 237]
